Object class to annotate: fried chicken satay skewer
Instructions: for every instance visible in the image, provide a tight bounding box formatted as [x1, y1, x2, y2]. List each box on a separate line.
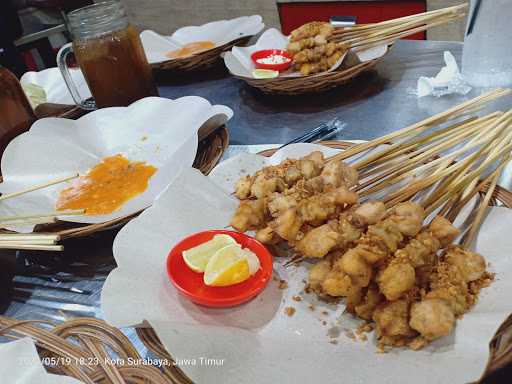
[311, 202, 425, 298]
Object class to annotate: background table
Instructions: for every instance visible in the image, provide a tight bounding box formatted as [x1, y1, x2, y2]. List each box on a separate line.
[3, 39, 512, 363]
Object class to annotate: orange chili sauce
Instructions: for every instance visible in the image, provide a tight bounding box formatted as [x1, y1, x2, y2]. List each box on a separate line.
[56, 154, 157, 215]
[166, 41, 215, 59]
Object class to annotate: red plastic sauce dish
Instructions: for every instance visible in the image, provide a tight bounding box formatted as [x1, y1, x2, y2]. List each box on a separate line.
[166, 230, 273, 308]
[251, 49, 293, 71]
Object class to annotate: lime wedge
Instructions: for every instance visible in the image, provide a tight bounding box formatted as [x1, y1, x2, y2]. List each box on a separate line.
[252, 69, 279, 79]
[183, 234, 237, 273]
[204, 244, 250, 286]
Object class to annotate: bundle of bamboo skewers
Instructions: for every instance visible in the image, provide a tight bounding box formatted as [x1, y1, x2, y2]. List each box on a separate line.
[0, 174, 84, 251]
[282, 88, 512, 266]
[331, 4, 468, 51]
[331, 88, 512, 244]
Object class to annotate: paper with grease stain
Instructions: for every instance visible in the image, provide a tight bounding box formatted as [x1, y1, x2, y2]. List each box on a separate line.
[141, 15, 264, 64]
[0, 96, 232, 232]
[102, 143, 512, 384]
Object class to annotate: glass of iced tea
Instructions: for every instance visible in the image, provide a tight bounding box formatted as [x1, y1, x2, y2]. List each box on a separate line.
[57, 0, 158, 109]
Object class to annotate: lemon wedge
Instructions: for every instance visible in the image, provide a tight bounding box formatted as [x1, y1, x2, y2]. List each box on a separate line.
[252, 69, 279, 79]
[183, 234, 236, 273]
[204, 244, 260, 287]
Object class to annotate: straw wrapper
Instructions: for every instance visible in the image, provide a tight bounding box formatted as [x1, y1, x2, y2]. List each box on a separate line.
[102, 143, 512, 383]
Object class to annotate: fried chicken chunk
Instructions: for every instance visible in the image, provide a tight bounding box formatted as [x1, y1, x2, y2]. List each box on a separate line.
[445, 247, 486, 283]
[409, 299, 455, 341]
[373, 300, 416, 340]
[377, 262, 416, 301]
[230, 199, 267, 232]
[296, 222, 341, 258]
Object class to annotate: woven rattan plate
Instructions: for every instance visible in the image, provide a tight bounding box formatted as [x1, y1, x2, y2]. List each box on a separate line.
[0, 126, 229, 240]
[0, 141, 511, 383]
[152, 36, 251, 73]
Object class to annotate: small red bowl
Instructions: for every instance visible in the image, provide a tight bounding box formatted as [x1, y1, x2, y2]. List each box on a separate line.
[251, 49, 292, 71]
[166, 230, 273, 308]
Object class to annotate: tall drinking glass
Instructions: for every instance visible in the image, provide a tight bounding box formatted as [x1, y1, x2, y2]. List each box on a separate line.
[57, 0, 158, 109]
[462, 0, 512, 87]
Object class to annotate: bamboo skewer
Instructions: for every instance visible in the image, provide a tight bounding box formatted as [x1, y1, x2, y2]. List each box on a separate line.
[0, 234, 59, 241]
[462, 166, 504, 248]
[0, 243, 63, 251]
[328, 89, 511, 163]
[445, 161, 508, 223]
[396, 129, 512, 210]
[0, 174, 78, 202]
[332, 5, 467, 46]
[0, 209, 85, 223]
[333, 4, 468, 35]
[420, 116, 512, 210]
[356, 115, 485, 174]
[349, 17, 464, 51]
[356, 114, 495, 190]
[361, 112, 512, 198]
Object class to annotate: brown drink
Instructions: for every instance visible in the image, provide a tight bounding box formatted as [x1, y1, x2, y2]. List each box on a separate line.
[58, 1, 158, 109]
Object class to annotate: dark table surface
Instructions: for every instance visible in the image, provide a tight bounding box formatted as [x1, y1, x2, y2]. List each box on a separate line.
[3, 39, 512, 368]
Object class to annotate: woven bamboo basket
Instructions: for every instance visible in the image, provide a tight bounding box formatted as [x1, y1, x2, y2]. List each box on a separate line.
[152, 37, 251, 72]
[237, 57, 381, 95]
[0, 126, 229, 240]
[1, 141, 511, 383]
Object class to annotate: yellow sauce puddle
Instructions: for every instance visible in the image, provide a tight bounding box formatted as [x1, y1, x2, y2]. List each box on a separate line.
[166, 41, 215, 59]
[56, 154, 157, 215]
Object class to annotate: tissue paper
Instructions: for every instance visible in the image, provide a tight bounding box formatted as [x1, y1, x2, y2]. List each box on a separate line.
[417, 51, 471, 97]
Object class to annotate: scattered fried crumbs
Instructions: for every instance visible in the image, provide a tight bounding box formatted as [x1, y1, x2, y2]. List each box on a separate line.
[329, 339, 338, 345]
[308, 304, 315, 311]
[408, 337, 428, 351]
[322, 320, 327, 326]
[284, 307, 296, 317]
[321, 310, 328, 316]
[292, 295, 302, 302]
[278, 280, 289, 290]
[327, 326, 341, 338]
[376, 344, 388, 354]
[358, 334, 368, 341]
[356, 323, 374, 335]
[141, 135, 148, 141]
[344, 330, 356, 340]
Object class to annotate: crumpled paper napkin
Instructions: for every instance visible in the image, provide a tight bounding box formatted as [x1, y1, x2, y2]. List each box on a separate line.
[417, 51, 472, 97]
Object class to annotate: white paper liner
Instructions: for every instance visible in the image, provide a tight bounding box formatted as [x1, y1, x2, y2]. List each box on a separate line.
[224, 28, 388, 79]
[101, 142, 512, 383]
[140, 15, 264, 64]
[20, 67, 90, 106]
[0, 96, 233, 232]
[0, 338, 83, 384]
